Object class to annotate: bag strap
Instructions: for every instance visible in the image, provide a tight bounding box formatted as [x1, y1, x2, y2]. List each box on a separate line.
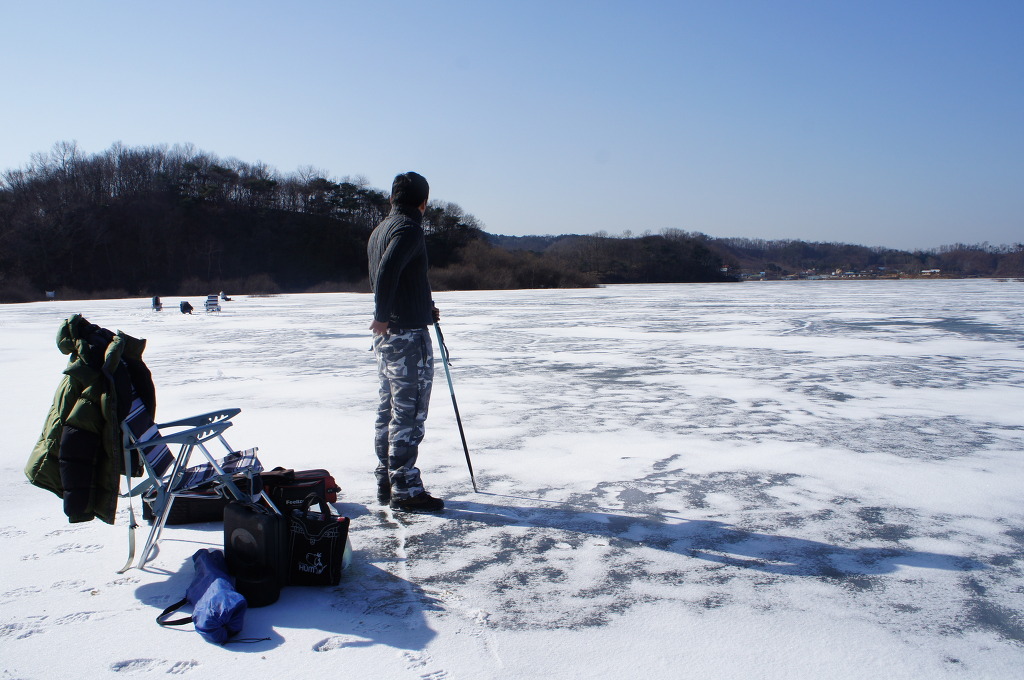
[299, 492, 331, 517]
[239, 499, 273, 515]
[156, 597, 192, 627]
[117, 440, 139, 574]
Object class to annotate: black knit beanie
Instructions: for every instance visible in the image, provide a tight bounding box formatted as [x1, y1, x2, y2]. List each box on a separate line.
[391, 171, 429, 208]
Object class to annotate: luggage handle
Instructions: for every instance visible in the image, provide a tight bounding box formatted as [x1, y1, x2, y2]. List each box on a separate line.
[297, 493, 331, 518]
[267, 466, 296, 481]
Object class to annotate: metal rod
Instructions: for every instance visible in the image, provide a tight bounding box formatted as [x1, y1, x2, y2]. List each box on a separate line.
[433, 322, 477, 492]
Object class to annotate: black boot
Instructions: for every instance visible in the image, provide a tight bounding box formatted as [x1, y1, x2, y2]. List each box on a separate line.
[390, 491, 444, 513]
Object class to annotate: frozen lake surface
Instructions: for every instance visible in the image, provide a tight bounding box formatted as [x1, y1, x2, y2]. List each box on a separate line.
[2, 279, 1022, 679]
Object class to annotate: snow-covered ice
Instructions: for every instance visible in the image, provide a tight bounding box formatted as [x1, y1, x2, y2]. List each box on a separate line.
[1, 279, 1022, 679]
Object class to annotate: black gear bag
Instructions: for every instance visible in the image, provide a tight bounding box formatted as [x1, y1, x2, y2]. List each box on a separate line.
[261, 467, 340, 512]
[287, 494, 351, 586]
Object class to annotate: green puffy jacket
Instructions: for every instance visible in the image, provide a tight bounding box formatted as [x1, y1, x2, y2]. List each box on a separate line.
[25, 314, 156, 525]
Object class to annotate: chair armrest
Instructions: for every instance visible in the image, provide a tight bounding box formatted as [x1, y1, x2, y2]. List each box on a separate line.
[124, 419, 233, 450]
[156, 408, 241, 429]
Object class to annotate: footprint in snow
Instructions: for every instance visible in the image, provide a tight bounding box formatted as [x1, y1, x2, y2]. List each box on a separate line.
[168, 660, 200, 675]
[55, 611, 118, 625]
[313, 635, 360, 652]
[51, 579, 86, 590]
[0, 586, 44, 603]
[401, 650, 449, 678]
[110, 659, 199, 674]
[45, 527, 84, 537]
[49, 543, 102, 555]
[0, 618, 47, 640]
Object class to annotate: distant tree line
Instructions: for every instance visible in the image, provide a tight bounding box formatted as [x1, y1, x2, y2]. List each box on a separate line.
[535, 229, 731, 283]
[708, 237, 1024, 278]
[491, 233, 1024, 280]
[0, 142, 733, 302]
[9, 142, 1012, 303]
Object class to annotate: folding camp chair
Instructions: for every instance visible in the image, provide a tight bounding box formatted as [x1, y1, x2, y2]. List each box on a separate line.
[204, 294, 222, 312]
[118, 393, 277, 572]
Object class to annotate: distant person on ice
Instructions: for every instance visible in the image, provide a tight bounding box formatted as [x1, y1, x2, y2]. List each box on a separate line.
[179, 300, 193, 314]
[367, 171, 443, 513]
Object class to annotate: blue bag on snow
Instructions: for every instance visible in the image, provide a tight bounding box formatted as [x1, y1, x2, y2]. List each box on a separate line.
[157, 548, 247, 644]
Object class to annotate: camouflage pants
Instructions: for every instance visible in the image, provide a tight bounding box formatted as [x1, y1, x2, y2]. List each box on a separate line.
[373, 328, 433, 500]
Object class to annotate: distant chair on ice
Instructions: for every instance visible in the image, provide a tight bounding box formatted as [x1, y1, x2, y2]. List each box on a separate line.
[151, 296, 163, 311]
[205, 294, 222, 312]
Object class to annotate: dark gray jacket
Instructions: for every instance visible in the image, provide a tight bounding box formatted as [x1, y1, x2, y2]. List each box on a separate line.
[368, 204, 434, 328]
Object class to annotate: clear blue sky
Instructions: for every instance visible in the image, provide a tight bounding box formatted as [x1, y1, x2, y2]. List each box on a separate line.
[2, 0, 1021, 250]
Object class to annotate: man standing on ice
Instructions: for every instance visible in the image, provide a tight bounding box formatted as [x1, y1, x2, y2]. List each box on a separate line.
[367, 171, 444, 513]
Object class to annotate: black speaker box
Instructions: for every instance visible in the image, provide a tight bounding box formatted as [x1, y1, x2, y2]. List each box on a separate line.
[223, 501, 288, 607]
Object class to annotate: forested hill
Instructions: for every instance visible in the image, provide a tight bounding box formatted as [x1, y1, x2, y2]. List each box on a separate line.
[0, 143, 727, 302]
[0, 143, 392, 301]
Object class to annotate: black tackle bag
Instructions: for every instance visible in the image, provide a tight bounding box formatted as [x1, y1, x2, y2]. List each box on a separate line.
[143, 475, 259, 525]
[261, 467, 341, 512]
[287, 494, 351, 586]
